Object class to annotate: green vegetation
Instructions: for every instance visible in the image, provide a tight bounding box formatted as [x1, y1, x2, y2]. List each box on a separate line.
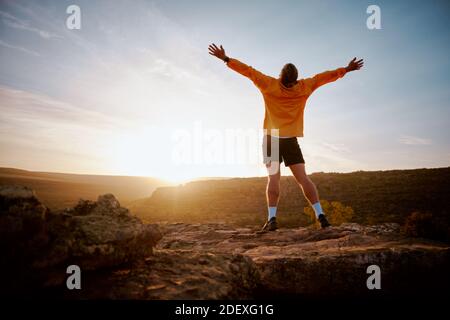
[2, 166, 449, 242]
[402, 211, 450, 242]
[129, 167, 450, 234]
[304, 200, 354, 227]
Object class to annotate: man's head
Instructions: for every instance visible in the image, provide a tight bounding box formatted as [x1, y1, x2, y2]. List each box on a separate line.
[280, 63, 298, 88]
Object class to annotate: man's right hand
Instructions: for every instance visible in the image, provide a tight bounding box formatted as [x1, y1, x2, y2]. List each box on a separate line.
[345, 57, 364, 72]
[208, 43, 228, 61]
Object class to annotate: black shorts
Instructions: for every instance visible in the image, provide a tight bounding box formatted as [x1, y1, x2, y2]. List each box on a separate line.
[262, 135, 305, 166]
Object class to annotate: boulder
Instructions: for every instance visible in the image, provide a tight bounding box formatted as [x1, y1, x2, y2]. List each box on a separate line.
[0, 185, 47, 246]
[42, 194, 162, 271]
[0, 185, 162, 295]
[78, 251, 260, 300]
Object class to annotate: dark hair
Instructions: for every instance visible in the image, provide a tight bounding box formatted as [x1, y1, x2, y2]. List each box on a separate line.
[280, 63, 298, 88]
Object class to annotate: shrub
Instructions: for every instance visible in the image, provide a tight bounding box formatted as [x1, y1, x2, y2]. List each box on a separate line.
[402, 211, 450, 242]
[402, 211, 433, 238]
[304, 200, 354, 227]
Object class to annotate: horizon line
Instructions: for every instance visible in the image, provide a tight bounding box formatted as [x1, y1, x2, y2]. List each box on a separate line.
[1, 165, 449, 181]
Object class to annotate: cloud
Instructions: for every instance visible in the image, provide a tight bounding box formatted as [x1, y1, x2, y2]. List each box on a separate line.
[0, 85, 139, 173]
[0, 39, 40, 56]
[145, 57, 204, 83]
[321, 142, 351, 153]
[0, 85, 124, 130]
[0, 10, 62, 39]
[398, 135, 432, 145]
[300, 139, 361, 173]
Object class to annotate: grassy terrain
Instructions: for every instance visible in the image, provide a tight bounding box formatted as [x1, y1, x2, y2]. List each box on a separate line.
[0, 167, 167, 210]
[129, 167, 450, 229]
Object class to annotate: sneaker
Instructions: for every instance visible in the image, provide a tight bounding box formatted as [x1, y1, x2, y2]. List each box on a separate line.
[257, 217, 278, 233]
[318, 214, 331, 229]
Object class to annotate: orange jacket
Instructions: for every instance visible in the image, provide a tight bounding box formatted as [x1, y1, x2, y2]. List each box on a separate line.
[227, 58, 347, 137]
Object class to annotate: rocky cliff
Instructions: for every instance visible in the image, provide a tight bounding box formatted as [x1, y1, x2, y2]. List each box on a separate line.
[1, 185, 449, 299]
[0, 185, 161, 296]
[79, 223, 449, 299]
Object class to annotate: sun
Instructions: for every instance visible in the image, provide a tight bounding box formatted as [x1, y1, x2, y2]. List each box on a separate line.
[109, 127, 203, 183]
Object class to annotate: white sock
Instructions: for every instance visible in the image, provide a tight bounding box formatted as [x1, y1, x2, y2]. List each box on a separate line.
[312, 202, 324, 218]
[268, 206, 277, 220]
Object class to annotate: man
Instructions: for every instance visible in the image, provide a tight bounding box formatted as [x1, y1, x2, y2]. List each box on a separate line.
[208, 43, 363, 231]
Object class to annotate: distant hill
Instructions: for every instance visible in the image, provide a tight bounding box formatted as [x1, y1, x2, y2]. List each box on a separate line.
[0, 167, 168, 210]
[129, 167, 450, 227]
[3, 166, 449, 229]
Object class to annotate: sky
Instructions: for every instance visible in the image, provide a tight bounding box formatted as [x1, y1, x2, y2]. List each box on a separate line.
[0, 0, 449, 182]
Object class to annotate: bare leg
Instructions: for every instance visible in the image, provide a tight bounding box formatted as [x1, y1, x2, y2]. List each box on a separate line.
[256, 162, 282, 233]
[289, 163, 319, 205]
[290, 163, 330, 227]
[266, 161, 281, 207]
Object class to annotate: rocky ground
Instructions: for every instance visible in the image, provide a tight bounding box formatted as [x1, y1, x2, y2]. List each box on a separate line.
[79, 223, 450, 299]
[1, 185, 449, 299]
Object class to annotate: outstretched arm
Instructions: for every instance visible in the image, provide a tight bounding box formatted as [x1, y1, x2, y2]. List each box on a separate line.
[307, 57, 364, 91]
[208, 43, 272, 90]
